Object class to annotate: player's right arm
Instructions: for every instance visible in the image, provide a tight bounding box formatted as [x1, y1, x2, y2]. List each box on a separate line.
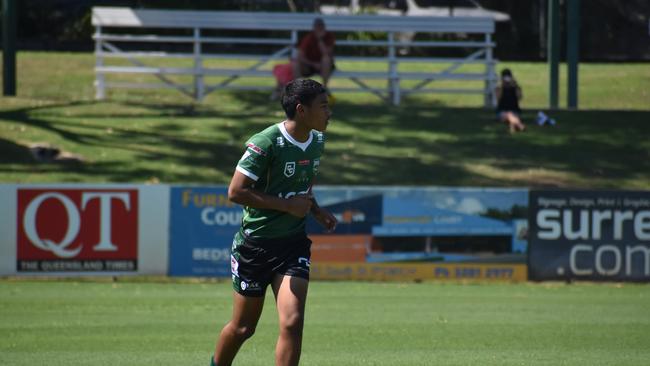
[228, 171, 312, 217]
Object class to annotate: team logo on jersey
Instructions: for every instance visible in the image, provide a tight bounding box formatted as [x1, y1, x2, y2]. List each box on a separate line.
[284, 162, 296, 177]
[316, 133, 324, 143]
[276, 137, 285, 147]
[246, 143, 267, 156]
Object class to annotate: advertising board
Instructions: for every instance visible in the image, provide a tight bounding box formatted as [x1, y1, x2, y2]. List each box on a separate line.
[17, 188, 138, 272]
[529, 190, 650, 281]
[168, 187, 238, 276]
[311, 262, 527, 282]
[0, 184, 169, 276]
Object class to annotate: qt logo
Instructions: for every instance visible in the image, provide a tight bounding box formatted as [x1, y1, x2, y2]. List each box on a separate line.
[17, 189, 138, 262]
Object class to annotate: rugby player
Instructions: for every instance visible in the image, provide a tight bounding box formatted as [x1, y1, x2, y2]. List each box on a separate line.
[211, 79, 337, 366]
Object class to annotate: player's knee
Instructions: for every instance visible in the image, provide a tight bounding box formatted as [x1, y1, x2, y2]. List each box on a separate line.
[230, 324, 256, 340]
[280, 313, 304, 335]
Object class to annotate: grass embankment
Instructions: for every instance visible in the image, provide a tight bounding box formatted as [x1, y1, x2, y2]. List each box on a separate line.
[1, 52, 649, 188]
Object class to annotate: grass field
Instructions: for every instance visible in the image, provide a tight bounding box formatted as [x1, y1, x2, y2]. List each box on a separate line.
[1, 52, 649, 188]
[1, 279, 649, 366]
[2, 53, 649, 366]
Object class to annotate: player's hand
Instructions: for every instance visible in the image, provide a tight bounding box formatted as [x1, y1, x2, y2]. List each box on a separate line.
[312, 207, 338, 233]
[285, 194, 313, 217]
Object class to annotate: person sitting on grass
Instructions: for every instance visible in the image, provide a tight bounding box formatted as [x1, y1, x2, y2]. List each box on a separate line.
[495, 68, 526, 133]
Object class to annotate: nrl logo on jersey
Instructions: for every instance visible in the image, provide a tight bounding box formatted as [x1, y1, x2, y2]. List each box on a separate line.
[276, 137, 285, 147]
[316, 132, 324, 143]
[284, 161, 296, 177]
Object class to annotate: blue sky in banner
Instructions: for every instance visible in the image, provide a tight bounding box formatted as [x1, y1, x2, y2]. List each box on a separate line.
[313, 187, 528, 216]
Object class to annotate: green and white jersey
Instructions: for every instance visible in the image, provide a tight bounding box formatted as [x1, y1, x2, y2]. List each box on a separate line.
[236, 122, 325, 239]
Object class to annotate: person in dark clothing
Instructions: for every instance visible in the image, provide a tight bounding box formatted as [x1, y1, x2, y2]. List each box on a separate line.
[496, 68, 526, 133]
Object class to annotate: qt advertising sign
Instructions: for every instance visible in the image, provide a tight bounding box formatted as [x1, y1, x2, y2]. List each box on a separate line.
[168, 187, 240, 277]
[529, 190, 650, 282]
[17, 189, 138, 272]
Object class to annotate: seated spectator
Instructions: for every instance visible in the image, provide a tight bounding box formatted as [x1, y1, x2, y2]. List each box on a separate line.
[495, 68, 526, 133]
[293, 18, 335, 91]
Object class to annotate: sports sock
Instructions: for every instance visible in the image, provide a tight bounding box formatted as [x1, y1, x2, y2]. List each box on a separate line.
[210, 355, 217, 366]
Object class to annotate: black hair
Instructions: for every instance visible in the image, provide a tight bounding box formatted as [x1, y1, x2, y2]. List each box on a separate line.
[281, 79, 327, 119]
[501, 68, 513, 78]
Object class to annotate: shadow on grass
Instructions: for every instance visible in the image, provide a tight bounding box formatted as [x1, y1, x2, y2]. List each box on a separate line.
[0, 138, 34, 164]
[1, 95, 649, 187]
[0, 100, 246, 182]
[317, 98, 650, 187]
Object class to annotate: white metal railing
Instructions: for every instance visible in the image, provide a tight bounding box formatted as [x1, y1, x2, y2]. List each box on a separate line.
[92, 7, 497, 106]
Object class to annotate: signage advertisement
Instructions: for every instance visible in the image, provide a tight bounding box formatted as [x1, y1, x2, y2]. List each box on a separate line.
[16, 189, 138, 272]
[168, 187, 239, 276]
[311, 262, 527, 282]
[529, 190, 650, 281]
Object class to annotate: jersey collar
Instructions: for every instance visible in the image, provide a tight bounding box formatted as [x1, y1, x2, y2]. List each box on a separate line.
[278, 121, 313, 152]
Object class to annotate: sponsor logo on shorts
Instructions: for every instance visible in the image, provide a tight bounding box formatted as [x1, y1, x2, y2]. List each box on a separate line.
[299, 257, 311, 268]
[284, 162, 296, 177]
[231, 255, 239, 276]
[240, 281, 261, 291]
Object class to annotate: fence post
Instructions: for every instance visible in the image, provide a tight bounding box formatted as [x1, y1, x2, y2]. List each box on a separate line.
[194, 28, 204, 102]
[291, 30, 298, 59]
[484, 33, 496, 108]
[548, 0, 560, 109]
[388, 32, 399, 105]
[94, 25, 105, 100]
[2, 0, 16, 96]
[567, 0, 580, 109]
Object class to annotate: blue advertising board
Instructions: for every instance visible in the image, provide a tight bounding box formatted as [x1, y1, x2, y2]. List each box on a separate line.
[166, 186, 529, 276]
[374, 196, 514, 236]
[310, 187, 528, 264]
[306, 194, 383, 235]
[169, 187, 241, 277]
[529, 190, 650, 282]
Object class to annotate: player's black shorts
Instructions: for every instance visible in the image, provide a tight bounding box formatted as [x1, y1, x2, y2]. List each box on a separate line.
[230, 230, 312, 297]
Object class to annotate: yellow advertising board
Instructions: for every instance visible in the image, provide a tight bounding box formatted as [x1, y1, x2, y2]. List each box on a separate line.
[311, 262, 527, 282]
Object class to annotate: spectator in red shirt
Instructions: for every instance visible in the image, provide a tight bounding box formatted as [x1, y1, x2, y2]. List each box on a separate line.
[294, 18, 335, 90]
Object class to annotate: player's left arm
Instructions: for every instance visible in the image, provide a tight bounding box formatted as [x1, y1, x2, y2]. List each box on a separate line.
[309, 195, 337, 232]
